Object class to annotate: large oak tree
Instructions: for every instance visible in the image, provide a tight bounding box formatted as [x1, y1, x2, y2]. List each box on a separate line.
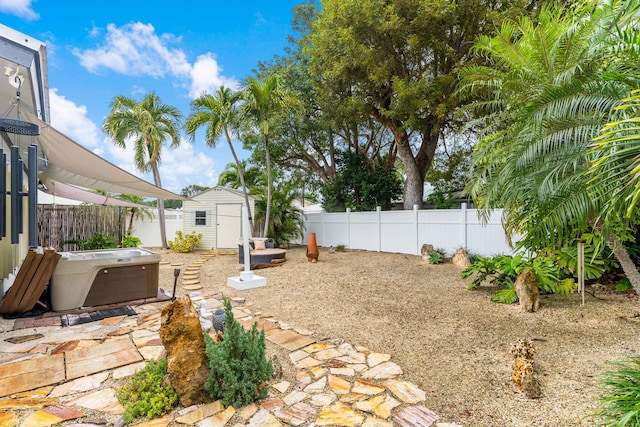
[306, 0, 537, 208]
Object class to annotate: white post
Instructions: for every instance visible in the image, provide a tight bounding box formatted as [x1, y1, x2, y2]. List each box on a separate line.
[577, 239, 585, 306]
[227, 205, 266, 290]
[377, 206, 382, 252]
[242, 205, 251, 274]
[414, 204, 419, 255]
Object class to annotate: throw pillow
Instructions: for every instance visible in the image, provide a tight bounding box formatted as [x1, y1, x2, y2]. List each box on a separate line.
[253, 239, 266, 250]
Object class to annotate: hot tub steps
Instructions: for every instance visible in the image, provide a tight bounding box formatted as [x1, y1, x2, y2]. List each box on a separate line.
[0, 250, 61, 315]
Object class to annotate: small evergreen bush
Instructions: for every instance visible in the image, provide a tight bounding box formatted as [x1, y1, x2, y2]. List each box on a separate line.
[168, 231, 203, 253]
[594, 356, 640, 426]
[204, 298, 273, 407]
[116, 358, 178, 424]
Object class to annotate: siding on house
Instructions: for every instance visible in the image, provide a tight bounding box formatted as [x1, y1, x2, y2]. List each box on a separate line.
[182, 187, 255, 250]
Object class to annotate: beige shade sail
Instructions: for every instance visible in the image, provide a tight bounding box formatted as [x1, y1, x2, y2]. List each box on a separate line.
[39, 178, 152, 208]
[21, 109, 187, 202]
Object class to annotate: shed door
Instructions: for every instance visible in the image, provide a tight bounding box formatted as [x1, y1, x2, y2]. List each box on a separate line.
[216, 204, 242, 249]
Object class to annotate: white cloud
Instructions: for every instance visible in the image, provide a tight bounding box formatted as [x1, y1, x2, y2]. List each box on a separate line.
[49, 89, 102, 148]
[103, 135, 219, 193]
[189, 53, 240, 98]
[73, 22, 237, 100]
[0, 0, 39, 21]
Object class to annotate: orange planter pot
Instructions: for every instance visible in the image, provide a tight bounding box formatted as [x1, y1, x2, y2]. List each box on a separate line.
[307, 232, 319, 263]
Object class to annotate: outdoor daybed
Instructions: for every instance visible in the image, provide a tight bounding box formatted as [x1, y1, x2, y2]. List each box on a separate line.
[238, 238, 287, 265]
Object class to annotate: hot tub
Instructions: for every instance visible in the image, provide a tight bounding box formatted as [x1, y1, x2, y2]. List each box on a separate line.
[50, 248, 161, 311]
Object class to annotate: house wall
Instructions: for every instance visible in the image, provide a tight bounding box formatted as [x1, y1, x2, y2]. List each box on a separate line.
[182, 188, 255, 250]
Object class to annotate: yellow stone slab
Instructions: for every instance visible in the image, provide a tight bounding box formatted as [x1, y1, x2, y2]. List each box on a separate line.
[65, 337, 142, 380]
[183, 284, 203, 291]
[0, 354, 65, 397]
[0, 411, 18, 427]
[316, 402, 364, 427]
[266, 329, 315, 351]
[175, 400, 223, 424]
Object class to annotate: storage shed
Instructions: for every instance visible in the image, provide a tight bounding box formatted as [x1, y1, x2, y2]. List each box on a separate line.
[182, 187, 255, 249]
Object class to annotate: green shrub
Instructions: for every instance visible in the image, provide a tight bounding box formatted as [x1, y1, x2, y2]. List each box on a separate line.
[63, 232, 119, 250]
[428, 250, 445, 265]
[462, 254, 568, 303]
[204, 298, 273, 407]
[168, 231, 203, 253]
[335, 244, 347, 252]
[116, 358, 178, 424]
[121, 236, 143, 248]
[594, 357, 640, 426]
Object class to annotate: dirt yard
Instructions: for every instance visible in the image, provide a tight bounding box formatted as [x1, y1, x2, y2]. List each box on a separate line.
[158, 246, 640, 427]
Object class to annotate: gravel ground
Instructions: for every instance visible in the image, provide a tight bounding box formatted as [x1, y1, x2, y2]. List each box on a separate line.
[158, 246, 640, 427]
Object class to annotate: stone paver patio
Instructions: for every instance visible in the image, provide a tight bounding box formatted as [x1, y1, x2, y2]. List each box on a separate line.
[0, 251, 460, 427]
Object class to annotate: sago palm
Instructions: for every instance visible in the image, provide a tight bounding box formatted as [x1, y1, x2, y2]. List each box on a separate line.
[103, 92, 182, 249]
[459, 0, 640, 288]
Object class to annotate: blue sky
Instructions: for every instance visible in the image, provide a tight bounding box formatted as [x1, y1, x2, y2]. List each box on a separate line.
[1, 0, 304, 195]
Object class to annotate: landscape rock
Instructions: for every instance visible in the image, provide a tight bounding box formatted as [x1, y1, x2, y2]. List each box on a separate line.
[420, 244, 436, 262]
[159, 295, 210, 407]
[514, 269, 540, 312]
[510, 338, 541, 399]
[451, 248, 471, 269]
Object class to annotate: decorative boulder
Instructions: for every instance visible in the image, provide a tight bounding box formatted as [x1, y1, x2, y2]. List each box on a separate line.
[420, 244, 436, 262]
[514, 268, 540, 313]
[510, 338, 541, 399]
[160, 295, 210, 407]
[452, 248, 471, 269]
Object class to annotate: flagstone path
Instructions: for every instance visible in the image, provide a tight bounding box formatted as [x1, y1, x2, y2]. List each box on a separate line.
[0, 252, 461, 427]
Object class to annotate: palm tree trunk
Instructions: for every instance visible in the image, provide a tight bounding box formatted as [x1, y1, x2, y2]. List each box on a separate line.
[151, 164, 169, 249]
[606, 234, 640, 292]
[263, 135, 272, 238]
[225, 129, 254, 235]
[128, 210, 135, 236]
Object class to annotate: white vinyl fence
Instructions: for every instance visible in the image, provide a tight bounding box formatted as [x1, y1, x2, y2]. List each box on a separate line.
[132, 205, 515, 256]
[132, 209, 183, 248]
[302, 204, 515, 257]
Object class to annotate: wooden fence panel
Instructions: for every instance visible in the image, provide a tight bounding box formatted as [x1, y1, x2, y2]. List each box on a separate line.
[37, 205, 126, 250]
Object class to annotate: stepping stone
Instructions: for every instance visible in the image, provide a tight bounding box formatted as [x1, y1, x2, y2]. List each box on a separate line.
[65, 337, 142, 380]
[274, 402, 317, 426]
[246, 409, 281, 427]
[266, 329, 315, 351]
[49, 372, 109, 397]
[363, 417, 393, 427]
[182, 279, 200, 286]
[0, 412, 18, 426]
[316, 402, 364, 427]
[183, 285, 202, 291]
[20, 405, 84, 427]
[4, 333, 44, 344]
[175, 400, 223, 424]
[383, 379, 426, 404]
[0, 354, 65, 397]
[353, 394, 401, 419]
[65, 388, 124, 414]
[393, 406, 439, 427]
[362, 361, 403, 380]
[0, 397, 58, 410]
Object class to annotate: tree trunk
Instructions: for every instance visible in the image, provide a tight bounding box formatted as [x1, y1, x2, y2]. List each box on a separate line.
[225, 129, 254, 235]
[151, 164, 169, 249]
[127, 211, 134, 236]
[393, 129, 425, 209]
[606, 234, 640, 292]
[263, 134, 272, 238]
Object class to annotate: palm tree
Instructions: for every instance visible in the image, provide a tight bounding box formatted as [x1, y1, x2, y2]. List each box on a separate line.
[217, 160, 263, 193]
[253, 181, 304, 247]
[185, 86, 256, 234]
[458, 1, 640, 288]
[119, 194, 154, 236]
[242, 75, 300, 238]
[103, 92, 182, 249]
